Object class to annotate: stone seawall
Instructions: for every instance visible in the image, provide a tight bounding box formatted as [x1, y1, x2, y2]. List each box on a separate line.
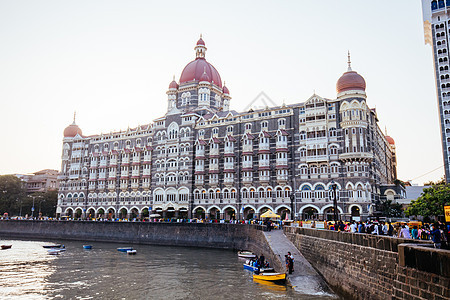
[284, 227, 449, 300]
[0, 220, 263, 250]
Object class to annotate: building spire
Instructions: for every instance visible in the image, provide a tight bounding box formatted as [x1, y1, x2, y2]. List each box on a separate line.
[73, 111, 76, 124]
[347, 50, 352, 71]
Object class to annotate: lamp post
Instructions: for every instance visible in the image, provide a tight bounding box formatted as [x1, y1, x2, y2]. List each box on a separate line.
[31, 196, 35, 218]
[331, 180, 338, 222]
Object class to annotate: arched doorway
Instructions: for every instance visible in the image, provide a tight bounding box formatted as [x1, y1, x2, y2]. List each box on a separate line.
[75, 208, 82, 220]
[87, 208, 95, 220]
[130, 208, 139, 220]
[66, 208, 73, 218]
[141, 208, 149, 219]
[209, 207, 220, 220]
[351, 206, 361, 221]
[119, 208, 128, 219]
[97, 208, 105, 219]
[107, 208, 115, 220]
[277, 207, 290, 220]
[166, 207, 175, 219]
[244, 207, 255, 220]
[179, 208, 188, 219]
[224, 207, 236, 221]
[323, 207, 337, 221]
[194, 207, 205, 219]
[302, 207, 318, 220]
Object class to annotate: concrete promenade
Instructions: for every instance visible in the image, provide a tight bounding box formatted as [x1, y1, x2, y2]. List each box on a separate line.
[263, 229, 334, 296]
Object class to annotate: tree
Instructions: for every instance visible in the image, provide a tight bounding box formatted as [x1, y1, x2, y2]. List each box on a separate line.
[0, 175, 27, 216]
[379, 199, 403, 218]
[423, 176, 446, 186]
[405, 183, 450, 220]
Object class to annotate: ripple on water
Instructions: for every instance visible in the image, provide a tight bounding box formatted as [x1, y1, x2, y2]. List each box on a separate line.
[1, 239, 338, 299]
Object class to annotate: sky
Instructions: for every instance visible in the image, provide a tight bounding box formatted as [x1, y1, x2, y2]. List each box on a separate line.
[0, 0, 444, 185]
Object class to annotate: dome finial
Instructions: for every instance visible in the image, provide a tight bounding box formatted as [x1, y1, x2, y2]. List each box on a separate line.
[200, 33, 202, 39]
[73, 111, 76, 124]
[347, 50, 352, 71]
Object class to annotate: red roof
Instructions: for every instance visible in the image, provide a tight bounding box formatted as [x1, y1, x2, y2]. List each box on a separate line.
[212, 137, 221, 144]
[64, 123, 82, 138]
[179, 58, 222, 87]
[197, 37, 205, 46]
[262, 131, 272, 138]
[223, 85, 230, 95]
[385, 135, 395, 145]
[227, 135, 236, 142]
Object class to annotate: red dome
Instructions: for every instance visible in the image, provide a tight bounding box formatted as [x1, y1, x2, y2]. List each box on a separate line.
[169, 80, 178, 89]
[197, 37, 205, 46]
[223, 85, 229, 95]
[336, 71, 366, 94]
[180, 58, 222, 87]
[385, 136, 395, 145]
[64, 123, 82, 138]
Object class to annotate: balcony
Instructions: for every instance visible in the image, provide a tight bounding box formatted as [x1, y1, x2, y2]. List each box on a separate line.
[242, 145, 253, 153]
[224, 162, 234, 169]
[306, 155, 328, 162]
[224, 178, 234, 184]
[305, 137, 328, 146]
[242, 177, 253, 183]
[259, 176, 270, 182]
[242, 162, 253, 169]
[195, 180, 204, 186]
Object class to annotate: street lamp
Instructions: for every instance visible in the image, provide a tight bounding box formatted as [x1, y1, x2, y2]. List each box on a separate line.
[330, 180, 338, 222]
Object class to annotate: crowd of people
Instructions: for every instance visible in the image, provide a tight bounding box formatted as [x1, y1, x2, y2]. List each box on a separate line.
[323, 220, 449, 249]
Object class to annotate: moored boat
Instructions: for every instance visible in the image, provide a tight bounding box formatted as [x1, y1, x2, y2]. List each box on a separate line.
[243, 261, 274, 273]
[253, 272, 286, 282]
[238, 251, 256, 258]
[48, 249, 60, 255]
[117, 247, 133, 252]
[83, 245, 92, 249]
[1, 245, 12, 250]
[127, 250, 137, 255]
[43, 244, 62, 249]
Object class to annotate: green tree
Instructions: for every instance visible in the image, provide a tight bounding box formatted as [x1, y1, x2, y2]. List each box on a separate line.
[405, 183, 450, 220]
[0, 175, 27, 216]
[23, 191, 58, 218]
[379, 199, 403, 218]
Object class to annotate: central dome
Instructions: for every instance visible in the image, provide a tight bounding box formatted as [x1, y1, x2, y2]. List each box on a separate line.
[179, 37, 223, 88]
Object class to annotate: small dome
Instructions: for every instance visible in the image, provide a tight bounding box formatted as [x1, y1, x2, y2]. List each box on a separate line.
[169, 79, 178, 89]
[64, 123, 82, 138]
[223, 85, 230, 95]
[336, 70, 366, 94]
[196, 37, 205, 46]
[385, 136, 395, 145]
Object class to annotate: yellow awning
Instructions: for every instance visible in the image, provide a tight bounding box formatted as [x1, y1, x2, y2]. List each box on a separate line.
[260, 210, 280, 219]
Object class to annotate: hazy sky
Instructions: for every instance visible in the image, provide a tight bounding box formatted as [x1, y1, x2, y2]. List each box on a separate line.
[0, 0, 443, 185]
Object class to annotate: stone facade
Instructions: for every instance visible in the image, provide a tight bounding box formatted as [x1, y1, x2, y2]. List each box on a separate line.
[56, 37, 399, 221]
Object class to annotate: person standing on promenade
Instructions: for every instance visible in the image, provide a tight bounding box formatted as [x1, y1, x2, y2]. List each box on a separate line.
[399, 225, 411, 239]
[288, 252, 294, 272]
[387, 222, 394, 236]
[350, 221, 357, 233]
[430, 223, 442, 249]
[411, 226, 419, 239]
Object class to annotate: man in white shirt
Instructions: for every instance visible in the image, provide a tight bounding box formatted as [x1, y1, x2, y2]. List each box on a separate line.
[350, 221, 358, 233]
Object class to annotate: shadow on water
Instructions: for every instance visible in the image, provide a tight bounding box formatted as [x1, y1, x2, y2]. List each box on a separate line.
[0, 238, 339, 299]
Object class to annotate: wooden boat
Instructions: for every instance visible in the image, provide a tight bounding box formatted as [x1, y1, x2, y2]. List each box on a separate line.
[43, 244, 61, 249]
[253, 278, 287, 291]
[1, 245, 12, 250]
[83, 245, 92, 249]
[117, 247, 133, 252]
[253, 272, 286, 282]
[243, 261, 274, 273]
[48, 249, 60, 255]
[127, 250, 137, 255]
[238, 251, 256, 258]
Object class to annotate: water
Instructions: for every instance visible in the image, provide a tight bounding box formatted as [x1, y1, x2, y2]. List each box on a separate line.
[0, 239, 335, 299]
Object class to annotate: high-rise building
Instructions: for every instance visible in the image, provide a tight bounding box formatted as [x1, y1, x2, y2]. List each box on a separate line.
[56, 37, 399, 221]
[422, 0, 450, 182]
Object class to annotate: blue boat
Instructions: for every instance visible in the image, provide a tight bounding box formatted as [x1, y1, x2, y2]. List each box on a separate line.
[117, 247, 133, 252]
[243, 260, 274, 273]
[83, 245, 92, 249]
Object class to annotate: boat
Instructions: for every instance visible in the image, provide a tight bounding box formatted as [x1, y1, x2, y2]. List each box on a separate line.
[127, 250, 137, 255]
[238, 251, 256, 258]
[117, 247, 133, 252]
[1, 245, 12, 250]
[243, 261, 274, 273]
[253, 272, 286, 282]
[43, 244, 62, 249]
[83, 245, 93, 249]
[253, 278, 287, 291]
[48, 249, 60, 255]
